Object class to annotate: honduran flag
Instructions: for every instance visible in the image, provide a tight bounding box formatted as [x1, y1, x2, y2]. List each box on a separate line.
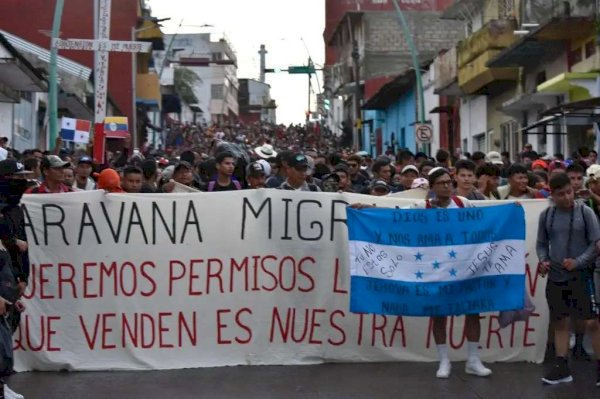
[346, 203, 526, 317]
[104, 116, 129, 139]
[60, 118, 91, 144]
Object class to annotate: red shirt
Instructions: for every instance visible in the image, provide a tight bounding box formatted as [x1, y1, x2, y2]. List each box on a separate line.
[25, 182, 73, 194]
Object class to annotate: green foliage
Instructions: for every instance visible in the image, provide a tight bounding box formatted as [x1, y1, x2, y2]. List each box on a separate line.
[174, 68, 201, 105]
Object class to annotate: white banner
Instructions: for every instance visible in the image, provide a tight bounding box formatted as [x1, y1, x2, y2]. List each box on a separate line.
[16, 191, 550, 371]
[53, 38, 152, 53]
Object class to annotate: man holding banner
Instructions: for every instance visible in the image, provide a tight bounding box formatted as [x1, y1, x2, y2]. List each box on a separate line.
[413, 167, 492, 379]
[536, 172, 600, 386]
[348, 167, 527, 379]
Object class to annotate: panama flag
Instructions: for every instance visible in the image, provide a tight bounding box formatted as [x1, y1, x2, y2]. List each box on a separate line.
[346, 203, 526, 317]
[60, 118, 92, 144]
[104, 116, 129, 139]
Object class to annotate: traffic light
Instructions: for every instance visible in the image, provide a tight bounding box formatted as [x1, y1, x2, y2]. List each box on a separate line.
[324, 99, 330, 111]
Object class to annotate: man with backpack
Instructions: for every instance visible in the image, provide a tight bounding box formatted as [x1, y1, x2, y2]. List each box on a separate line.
[207, 152, 242, 192]
[536, 172, 600, 386]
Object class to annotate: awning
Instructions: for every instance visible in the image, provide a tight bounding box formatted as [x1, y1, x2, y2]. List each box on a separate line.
[537, 73, 599, 102]
[58, 92, 93, 120]
[136, 73, 161, 111]
[541, 97, 600, 117]
[0, 33, 47, 93]
[362, 70, 415, 110]
[499, 93, 546, 115]
[521, 97, 600, 133]
[136, 20, 165, 51]
[440, 0, 482, 20]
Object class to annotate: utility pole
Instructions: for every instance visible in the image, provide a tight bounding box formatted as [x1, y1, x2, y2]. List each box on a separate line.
[307, 58, 312, 122]
[352, 40, 362, 150]
[258, 44, 267, 83]
[49, 0, 65, 150]
[391, 0, 427, 154]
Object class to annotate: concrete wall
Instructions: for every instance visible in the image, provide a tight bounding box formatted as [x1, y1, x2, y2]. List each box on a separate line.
[383, 88, 417, 152]
[423, 68, 441, 154]
[362, 11, 464, 78]
[460, 95, 487, 152]
[487, 84, 518, 152]
[0, 103, 12, 144]
[0, 0, 138, 123]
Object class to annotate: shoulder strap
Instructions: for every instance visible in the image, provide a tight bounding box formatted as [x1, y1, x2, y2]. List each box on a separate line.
[425, 199, 431, 209]
[207, 181, 216, 192]
[233, 179, 242, 190]
[309, 184, 318, 192]
[581, 204, 589, 242]
[452, 196, 464, 208]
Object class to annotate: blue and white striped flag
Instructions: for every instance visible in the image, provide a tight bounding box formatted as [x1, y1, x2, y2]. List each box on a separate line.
[347, 204, 526, 317]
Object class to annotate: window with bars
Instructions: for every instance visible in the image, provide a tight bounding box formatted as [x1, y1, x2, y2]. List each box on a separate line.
[211, 84, 224, 100]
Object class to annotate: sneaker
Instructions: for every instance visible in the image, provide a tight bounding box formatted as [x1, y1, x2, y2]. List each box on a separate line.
[436, 359, 451, 379]
[465, 358, 492, 377]
[4, 385, 24, 399]
[541, 362, 573, 385]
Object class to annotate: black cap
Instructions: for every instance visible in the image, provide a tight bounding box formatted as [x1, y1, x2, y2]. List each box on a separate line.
[0, 159, 25, 177]
[78, 156, 93, 165]
[322, 173, 340, 183]
[246, 161, 266, 177]
[288, 153, 309, 169]
[174, 161, 193, 172]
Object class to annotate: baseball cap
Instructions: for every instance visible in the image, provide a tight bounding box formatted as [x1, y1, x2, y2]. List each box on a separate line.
[531, 159, 548, 170]
[78, 156, 93, 165]
[41, 155, 70, 169]
[370, 179, 390, 192]
[246, 161, 266, 177]
[587, 164, 600, 180]
[401, 165, 419, 175]
[486, 151, 504, 165]
[411, 177, 430, 189]
[174, 161, 193, 172]
[0, 159, 26, 177]
[321, 173, 340, 183]
[288, 153, 309, 169]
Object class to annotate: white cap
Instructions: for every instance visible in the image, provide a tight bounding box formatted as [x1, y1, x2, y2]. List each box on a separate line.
[401, 165, 419, 175]
[587, 164, 600, 180]
[486, 151, 504, 165]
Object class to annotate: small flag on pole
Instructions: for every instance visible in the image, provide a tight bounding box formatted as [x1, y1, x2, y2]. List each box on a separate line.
[104, 116, 129, 139]
[60, 118, 92, 144]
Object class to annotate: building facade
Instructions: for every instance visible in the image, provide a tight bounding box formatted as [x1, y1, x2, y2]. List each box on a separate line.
[163, 33, 239, 125]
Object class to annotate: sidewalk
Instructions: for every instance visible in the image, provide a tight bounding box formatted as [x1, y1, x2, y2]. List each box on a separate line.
[8, 360, 598, 399]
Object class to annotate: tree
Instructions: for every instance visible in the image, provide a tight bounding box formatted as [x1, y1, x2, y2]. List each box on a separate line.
[174, 68, 201, 105]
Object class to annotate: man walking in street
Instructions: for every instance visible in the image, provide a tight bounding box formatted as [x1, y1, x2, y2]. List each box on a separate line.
[536, 172, 600, 386]
[278, 153, 321, 192]
[73, 156, 96, 191]
[416, 167, 492, 379]
[25, 156, 72, 194]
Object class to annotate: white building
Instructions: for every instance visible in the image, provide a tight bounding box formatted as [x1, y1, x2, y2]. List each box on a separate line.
[238, 78, 276, 124]
[163, 33, 238, 125]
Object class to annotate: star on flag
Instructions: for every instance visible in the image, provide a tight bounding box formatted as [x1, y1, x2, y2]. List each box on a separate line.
[414, 252, 424, 261]
[449, 268, 457, 277]
[415, 270, 424, 279]
[432, 261, 440, 270]
[448, 250, 457, 259]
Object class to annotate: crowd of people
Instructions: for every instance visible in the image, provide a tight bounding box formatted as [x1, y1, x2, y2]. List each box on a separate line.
[0, 119, 599, 395]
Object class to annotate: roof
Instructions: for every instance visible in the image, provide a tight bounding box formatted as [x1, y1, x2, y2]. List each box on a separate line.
[0, 29, 91, 80]
[0, 32, 47, 87]
[362, 69, 416, 110]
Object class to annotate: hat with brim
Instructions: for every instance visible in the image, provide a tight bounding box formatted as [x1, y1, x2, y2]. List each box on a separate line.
[42, 155, 71, 169]
[255, 144, 278, 159]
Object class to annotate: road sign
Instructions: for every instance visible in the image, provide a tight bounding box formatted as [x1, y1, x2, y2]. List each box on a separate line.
[288, 65, 316, 74]
[415, 123, 433, 144]
[53, 38, 151, 53]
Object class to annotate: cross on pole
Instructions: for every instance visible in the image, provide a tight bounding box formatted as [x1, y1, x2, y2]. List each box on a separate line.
[51, 0, 152, 163]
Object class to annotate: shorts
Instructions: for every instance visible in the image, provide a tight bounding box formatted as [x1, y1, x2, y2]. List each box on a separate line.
[546, 277, 598, 321]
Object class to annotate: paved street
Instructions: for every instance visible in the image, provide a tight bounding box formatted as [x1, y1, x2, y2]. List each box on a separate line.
[7, 360, 598, 398]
